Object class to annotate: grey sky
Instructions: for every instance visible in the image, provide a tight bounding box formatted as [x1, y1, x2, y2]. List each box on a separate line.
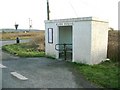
[0, 0, 119, 30]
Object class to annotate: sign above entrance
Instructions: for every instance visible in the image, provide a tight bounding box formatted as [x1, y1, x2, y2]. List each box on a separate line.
[56, 22, 73, 26]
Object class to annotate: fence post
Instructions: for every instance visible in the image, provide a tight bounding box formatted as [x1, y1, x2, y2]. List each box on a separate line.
[63, 43, 67, 60]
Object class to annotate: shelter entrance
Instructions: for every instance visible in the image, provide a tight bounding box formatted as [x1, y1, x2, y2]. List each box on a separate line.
[55, 26, 73, 61]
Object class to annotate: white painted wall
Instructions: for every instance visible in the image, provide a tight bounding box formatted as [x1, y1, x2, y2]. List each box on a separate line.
[45, 17, 108, 65]
[91, 21, 108, 64]
[73, 21, 92, 64]
[45, 23, 58, 58]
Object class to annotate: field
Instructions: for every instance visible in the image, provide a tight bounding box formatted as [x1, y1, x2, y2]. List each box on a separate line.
[0, 31, 44, 40]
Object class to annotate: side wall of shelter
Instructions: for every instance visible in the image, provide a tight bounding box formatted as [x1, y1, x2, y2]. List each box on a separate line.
[91, 21, 109, 64]
[73, 21, 92, 64]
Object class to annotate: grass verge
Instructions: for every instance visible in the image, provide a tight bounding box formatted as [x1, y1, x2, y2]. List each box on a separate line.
[69, 61, 119, 88]
[2, 43, 45, 57]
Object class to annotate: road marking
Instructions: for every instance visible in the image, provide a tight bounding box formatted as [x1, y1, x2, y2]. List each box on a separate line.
[0, 64, 7, 68]
[11, 72, 28, 80]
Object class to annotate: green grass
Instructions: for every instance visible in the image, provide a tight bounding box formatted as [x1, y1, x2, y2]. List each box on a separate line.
[2, 43, 45, 57]
[70, 61, 119, 88]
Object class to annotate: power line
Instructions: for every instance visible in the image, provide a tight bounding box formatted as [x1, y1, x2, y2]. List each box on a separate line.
[67, 0, 97, 17]
[67, 0, 78, 17]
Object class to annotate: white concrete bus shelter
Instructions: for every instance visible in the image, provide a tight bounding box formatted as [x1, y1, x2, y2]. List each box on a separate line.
[45, 17, 109, 65]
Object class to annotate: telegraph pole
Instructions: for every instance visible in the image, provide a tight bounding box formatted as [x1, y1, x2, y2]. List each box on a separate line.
[47, 0, 50, 20]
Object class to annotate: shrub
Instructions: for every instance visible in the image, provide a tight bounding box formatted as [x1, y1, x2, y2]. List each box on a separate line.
[107, 30, 119, 62]
[29, 31, 45, 51]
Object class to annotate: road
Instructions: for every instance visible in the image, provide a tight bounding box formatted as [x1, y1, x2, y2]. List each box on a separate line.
[0, 39, 30, 89]
[1, 40, 98, 88]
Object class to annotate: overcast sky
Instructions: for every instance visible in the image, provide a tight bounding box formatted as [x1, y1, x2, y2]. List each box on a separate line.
[0, 0, 119, 30]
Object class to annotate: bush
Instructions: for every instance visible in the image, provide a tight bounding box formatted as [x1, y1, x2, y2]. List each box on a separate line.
[29, 31, 45, 51]
[2, 43, 45, 57]
[107, 30, 119, 62]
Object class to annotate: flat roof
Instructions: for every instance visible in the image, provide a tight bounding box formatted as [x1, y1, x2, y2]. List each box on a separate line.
[45, 17, 108, 23]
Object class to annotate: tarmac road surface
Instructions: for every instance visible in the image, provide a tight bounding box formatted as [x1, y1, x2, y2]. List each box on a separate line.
[1, 40, 98, 88]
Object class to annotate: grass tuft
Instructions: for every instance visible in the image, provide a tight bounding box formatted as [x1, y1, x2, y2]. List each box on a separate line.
[2, 43, 45, 57]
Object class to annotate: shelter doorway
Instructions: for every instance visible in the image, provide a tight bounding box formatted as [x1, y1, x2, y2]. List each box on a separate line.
[58, 26, 73, 61]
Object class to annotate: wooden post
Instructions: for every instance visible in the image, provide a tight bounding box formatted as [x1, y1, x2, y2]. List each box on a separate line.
[47, 0, 50, 20]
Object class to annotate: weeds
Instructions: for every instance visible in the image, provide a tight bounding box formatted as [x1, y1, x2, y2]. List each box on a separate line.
[70, 61, 119, 88]
[2, 43, 45, 57]
[107, 30, 119, 62]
